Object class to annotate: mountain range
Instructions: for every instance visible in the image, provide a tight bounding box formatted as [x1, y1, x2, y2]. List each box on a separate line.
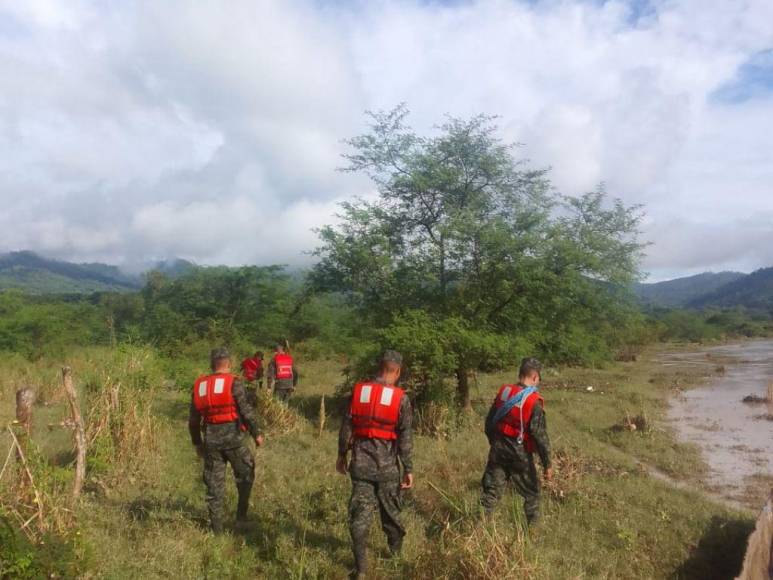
[0, 251, 194, 294]
[1, 250, 772, 312]
[636, 268, 773, 311]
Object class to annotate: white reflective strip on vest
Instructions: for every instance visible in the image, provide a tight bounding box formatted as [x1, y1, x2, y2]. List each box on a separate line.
[359, 385, 372, 404]
[198, 381, 208, 397]
[213, 377, 225, 394]
[500, 386, 511, 401]
[380, 387, 394, 406]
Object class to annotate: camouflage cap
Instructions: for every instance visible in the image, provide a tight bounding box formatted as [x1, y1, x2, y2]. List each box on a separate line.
[210, 347, 231, 362]
[381, 350, 403, 366]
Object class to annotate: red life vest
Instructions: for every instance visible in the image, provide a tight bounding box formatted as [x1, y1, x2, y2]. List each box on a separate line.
[273, 353, 294, 380]
[350, 382, 404, 440]
[493, 384, 543, 452]
[241, 357, 262, 381]
[193, 373, 239, 424]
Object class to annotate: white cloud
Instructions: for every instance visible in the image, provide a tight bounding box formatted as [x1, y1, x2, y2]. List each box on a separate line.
[0, 0, 771, 279]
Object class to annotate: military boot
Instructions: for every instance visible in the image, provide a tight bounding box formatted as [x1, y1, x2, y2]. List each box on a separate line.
[387, 538, 403, 557]
[236, 485, 250, 521]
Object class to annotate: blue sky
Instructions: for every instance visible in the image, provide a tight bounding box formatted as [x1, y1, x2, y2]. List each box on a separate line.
[0, 0, 772, 281]
[712, 49, 773, 104]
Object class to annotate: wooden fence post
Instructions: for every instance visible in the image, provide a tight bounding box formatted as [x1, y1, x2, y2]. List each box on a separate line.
[15, 388, 35, 429]
[62, 367, 86, 501]
[318, 395, 326, 438]
[13, 387, 36, 489]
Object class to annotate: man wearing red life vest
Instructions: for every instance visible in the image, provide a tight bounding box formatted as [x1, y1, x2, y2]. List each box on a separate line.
[240, 350, 265, 393]
[480, 357, 552, 525]
[267, 343, 298, 402]
[188, 348, 264, 533]
[337, 350, 413, 580]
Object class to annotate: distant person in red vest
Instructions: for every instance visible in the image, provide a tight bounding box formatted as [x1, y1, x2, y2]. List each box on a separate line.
[241, 351, 265, 388]
[188, 348, 264, 533]
[267, 343, 298, 403]
[337, 350, 413, 580]
[480, 357, 552, 525]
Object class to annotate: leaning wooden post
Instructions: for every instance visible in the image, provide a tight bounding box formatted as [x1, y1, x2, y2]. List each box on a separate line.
[15, 388, 35, 431]
[15, 387, 36, 456]
[318, 395, 326, 438]
[767, 381, 773, 403]
[62, 367, 86, 501]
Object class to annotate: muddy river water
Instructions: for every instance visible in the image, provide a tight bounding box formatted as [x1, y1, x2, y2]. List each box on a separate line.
[661, 340, 773, 507]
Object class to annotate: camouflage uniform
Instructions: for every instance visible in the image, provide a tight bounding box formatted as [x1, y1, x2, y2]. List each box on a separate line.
[338, 378, 413, 576]
[188, 377, 261, 533]
[267, 355, 299, 402]
[480, 389, 551, 524]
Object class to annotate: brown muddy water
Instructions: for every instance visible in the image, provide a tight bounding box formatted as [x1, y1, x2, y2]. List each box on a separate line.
[660, 340, 773, 508]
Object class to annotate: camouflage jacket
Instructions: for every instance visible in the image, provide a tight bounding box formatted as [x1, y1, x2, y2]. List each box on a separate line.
[188, 377, 261, 450]
[338, 381, 413, 482]
[484, 395, 551, 469]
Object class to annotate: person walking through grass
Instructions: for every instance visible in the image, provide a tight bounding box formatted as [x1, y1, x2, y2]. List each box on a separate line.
[267, 343, 298, 403]
[189, 348, 264, 533]
[480, 356, 553, 525]
[337, 350, 414, 579]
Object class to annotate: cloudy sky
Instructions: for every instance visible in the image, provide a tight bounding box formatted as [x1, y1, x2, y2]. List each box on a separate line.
[1, 0, 772, 281]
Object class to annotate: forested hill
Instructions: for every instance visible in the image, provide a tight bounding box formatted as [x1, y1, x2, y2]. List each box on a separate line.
[0, 251, 194, 294]
[689, 267, 773, 310]
[634, 271, 745, 307]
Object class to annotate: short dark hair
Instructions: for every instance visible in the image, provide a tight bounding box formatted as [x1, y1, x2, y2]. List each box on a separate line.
[380, 350, 403, 368]
[210, 347, 231, 370]
[518, 357, 542, 379]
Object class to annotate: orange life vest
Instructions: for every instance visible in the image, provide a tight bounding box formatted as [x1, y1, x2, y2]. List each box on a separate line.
[493, 383, 543, 452]
[350, 382, 404, 440]
[273, 353, 294, 380]
[193, 373, 239, 424]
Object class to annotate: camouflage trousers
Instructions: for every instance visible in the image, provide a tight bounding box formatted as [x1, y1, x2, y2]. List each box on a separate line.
[349, 478, 405, 574]
[273, 387, 293, 403]
[480, 451, 541, 524]
[203, 445, 255, 533]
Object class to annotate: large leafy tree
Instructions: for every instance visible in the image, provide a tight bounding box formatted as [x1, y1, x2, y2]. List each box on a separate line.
[312, 106, 645, 408]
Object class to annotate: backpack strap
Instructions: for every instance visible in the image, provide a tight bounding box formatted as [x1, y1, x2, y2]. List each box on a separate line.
[492, 386, 538, 426]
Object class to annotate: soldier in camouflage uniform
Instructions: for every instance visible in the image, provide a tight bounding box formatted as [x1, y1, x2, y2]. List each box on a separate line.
[337, 350, 413, 580]
[267, 344, 299, 403]
[188, 348, 265, 533]
[480, 357, 552, 524]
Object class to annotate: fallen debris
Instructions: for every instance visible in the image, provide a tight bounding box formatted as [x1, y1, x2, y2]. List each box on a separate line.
[612, 411, 650, 433]
[742, 395, 768, 404]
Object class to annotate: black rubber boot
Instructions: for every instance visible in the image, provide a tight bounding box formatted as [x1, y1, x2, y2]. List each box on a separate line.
[236, 485, 250, 521]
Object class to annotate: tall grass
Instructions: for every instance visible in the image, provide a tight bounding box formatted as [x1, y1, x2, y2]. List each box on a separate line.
[0, 345, 759, 578]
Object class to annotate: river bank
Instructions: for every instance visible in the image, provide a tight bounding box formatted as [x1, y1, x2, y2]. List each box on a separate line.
[659, 340, 773, 510]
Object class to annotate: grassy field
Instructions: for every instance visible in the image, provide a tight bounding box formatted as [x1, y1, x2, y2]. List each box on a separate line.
[0, 345, 759, 579]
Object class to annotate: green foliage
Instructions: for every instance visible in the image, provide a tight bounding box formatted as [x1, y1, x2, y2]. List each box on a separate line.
[312, 106, 646, 403]
[0, 512, 82, 578]
[0, 291, 107, 359]
[650, 306, 773, 342]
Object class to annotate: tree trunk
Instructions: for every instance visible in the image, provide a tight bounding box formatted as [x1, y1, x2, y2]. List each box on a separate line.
[456, 367, 472, 411]
[439, 234, 447, 309]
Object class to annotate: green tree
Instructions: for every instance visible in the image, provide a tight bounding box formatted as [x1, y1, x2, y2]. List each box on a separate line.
[312, 106, 645, 408]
